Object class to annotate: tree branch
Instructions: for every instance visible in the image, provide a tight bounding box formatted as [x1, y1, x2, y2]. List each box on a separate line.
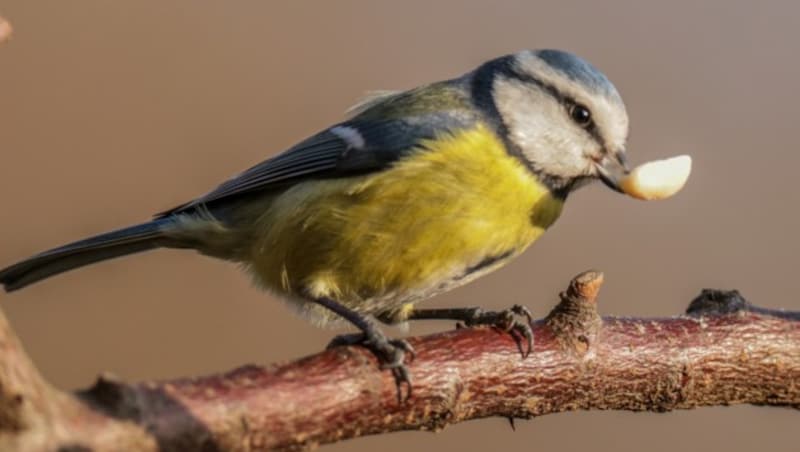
[0, 271, 798, 451]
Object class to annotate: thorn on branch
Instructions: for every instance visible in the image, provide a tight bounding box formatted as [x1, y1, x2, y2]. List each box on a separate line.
[545, 270, 604, 355]
[506, 417, 516, 431]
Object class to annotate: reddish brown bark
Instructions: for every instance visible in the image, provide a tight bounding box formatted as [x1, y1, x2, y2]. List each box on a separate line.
[0, 271, 798, 451]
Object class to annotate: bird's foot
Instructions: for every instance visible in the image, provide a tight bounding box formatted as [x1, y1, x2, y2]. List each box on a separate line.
[312, 296, 415, 401]
[328, 329, 415, 401]
[405, 304, 535, 357]
[456, 305, 535, 357]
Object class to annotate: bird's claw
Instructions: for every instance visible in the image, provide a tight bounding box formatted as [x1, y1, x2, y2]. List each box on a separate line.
[463, 304, 535, 358]
[328, 331, 415, 402]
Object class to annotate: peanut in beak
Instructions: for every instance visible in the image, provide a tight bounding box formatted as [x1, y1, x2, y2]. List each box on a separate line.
[619, 155, 692, 201]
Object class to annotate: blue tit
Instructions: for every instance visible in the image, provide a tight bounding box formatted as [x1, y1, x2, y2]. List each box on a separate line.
[0, 49, 631, 385]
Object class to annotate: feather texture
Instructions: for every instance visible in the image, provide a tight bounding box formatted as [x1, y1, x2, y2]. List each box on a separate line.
[0, 219, 172, 291]
[239, 124, 563, 326]
[159, 80, 476, 217]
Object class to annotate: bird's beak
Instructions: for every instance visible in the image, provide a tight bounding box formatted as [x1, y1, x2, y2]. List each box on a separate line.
[594, 150, 630, 193]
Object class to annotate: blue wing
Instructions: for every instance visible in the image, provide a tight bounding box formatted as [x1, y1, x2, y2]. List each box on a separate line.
[158, 82, 476, 217]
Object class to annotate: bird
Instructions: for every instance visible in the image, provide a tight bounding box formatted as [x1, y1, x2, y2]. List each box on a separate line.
[0, 49, 631, 389]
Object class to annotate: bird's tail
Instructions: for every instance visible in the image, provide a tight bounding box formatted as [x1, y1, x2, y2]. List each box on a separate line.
[0, 218, 175, 292]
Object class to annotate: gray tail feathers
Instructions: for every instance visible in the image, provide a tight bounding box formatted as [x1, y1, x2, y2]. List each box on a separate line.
[0, 218, 175, 292]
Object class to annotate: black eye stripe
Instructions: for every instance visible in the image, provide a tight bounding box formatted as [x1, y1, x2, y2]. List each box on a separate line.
[500, 65, 605, 146]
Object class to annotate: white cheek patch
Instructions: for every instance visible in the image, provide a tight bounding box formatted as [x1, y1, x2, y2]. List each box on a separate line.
[330, 125, 366, 150]
[493, 77, 591, 179]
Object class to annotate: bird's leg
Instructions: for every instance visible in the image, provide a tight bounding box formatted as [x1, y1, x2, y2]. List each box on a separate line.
[312, 296, 415, 400]
[405, 305, 535, 357]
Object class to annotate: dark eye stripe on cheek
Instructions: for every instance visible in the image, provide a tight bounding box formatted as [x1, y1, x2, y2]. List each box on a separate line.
[503, 64, 607, 149]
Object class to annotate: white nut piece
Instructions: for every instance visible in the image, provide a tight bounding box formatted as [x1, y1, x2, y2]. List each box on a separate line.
[620, 155, 692, 200]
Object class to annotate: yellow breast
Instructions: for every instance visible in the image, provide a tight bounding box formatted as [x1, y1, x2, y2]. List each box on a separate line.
[245, 125, 563, 318]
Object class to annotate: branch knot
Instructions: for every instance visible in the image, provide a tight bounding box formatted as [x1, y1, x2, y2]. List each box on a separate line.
[686, 289, 750, 316]
[545, 271, 604, 355]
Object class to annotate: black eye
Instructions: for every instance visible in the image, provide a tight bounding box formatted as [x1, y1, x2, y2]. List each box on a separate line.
[569, 103, 592, 127]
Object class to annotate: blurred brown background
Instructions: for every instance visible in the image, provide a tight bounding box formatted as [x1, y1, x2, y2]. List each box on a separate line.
[1, 1, 798, 450]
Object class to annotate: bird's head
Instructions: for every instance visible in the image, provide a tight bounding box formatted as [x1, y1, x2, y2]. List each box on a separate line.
[479, 49, 631, 196]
